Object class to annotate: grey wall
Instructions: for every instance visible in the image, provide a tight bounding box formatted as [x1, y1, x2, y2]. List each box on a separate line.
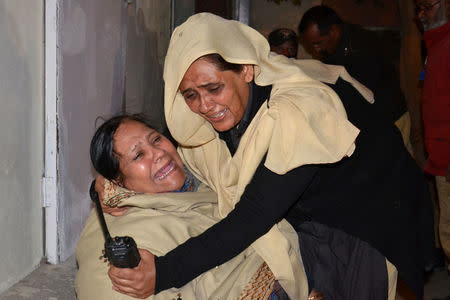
[58, 0, 173, 261]
[0, 0, 44, 292]
[58, 0, 125, 261]
[125, 0, 172, 132]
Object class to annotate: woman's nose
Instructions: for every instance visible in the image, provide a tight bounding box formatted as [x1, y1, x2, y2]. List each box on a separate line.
[198, 96, 214, 114]
[151, 146, 165, 163]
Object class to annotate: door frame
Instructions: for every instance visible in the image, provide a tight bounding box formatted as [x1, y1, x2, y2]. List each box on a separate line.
[44, 0, 60, 264]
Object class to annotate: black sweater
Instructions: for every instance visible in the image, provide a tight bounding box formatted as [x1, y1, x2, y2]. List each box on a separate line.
[154, 80, 436, 299]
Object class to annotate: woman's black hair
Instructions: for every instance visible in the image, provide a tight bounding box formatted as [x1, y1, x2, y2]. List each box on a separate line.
[298, 6, 343, 36]
[202, 53, 243, 73]
[90, 114, 157, 181]
[268, 28, 298, 47]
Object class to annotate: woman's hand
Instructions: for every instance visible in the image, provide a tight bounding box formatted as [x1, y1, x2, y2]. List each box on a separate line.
[308, 289, 324, 300]
[101, 204, 129, 217]
[108, 249, 156, 299]
[95, 175, 129, 217]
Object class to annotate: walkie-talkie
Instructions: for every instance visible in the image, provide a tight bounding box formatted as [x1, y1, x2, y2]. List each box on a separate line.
[89, 180, 141, 268]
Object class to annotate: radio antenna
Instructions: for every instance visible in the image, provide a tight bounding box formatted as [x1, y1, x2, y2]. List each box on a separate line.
[89, 180, 113, 243]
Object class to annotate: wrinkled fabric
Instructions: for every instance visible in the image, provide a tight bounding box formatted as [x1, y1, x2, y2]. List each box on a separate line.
[436, 176, 450, 260]
[290, 59, 374, 104]
[164, 13, 361, 299]
[76, 183, 290, 300]
[296, 221, 388, 300]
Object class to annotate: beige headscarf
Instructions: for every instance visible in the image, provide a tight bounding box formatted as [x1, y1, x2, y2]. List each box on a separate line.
[164, 13, 360, 299]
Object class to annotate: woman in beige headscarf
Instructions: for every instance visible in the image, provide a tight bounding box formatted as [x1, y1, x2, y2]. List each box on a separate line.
[108, 13, 435, 300]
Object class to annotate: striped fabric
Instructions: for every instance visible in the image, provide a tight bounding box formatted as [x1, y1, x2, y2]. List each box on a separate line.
[238, 262, 277, 300]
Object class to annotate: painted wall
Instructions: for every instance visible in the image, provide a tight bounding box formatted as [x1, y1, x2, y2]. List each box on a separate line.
[0, 0, 44, 293]
[125, 0, 172, 132]
[250, 0, 322, 58]
[58, 0, 125, 261]
[58, 0, 173, 261]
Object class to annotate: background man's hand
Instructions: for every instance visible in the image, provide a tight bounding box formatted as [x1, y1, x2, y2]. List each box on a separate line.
[108, 249, 156, 299]
[446, 163, 450, 182]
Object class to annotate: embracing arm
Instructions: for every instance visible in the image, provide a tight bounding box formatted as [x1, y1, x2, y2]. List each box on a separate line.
[109, 161, 319, 298]
[153, 162, 319, 293]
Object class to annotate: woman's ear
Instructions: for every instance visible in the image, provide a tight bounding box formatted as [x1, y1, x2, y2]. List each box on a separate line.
[241, 64, 254, 83]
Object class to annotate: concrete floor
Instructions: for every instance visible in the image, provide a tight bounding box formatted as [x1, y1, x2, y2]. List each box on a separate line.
[0, 256, 77, 300]
[424, 266, 450, 300]
[0, 255, 448, 300]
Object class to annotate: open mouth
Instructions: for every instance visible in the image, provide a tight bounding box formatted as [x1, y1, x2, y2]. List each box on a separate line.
[154, 160, 176, 181]
[207, 108, 228, 122]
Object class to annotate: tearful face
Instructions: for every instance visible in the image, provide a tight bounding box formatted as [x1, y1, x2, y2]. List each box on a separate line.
[113, 120, 186, 193]
[179, 57, 254, 132]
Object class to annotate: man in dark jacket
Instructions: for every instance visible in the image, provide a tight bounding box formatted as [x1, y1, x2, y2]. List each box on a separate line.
[298, 6, 407, 131]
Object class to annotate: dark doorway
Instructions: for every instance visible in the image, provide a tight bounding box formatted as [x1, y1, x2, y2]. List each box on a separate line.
[195, 0, 233, 19]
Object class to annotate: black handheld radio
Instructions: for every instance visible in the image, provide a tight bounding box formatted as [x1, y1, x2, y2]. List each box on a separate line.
[89, 180, 141, 268]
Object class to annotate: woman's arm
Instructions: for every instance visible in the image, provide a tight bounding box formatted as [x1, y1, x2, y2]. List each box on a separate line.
[110, 161, 319, 298]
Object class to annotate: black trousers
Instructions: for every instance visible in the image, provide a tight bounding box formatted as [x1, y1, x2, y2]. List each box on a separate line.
[296, 221, 388, 300]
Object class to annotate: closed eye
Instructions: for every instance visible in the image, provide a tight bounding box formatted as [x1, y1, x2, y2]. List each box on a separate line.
[152, 135, 162, 144]
[133, 151, 143, 160]
[208, 85, 222, 93]
[184, 92, 197, 101]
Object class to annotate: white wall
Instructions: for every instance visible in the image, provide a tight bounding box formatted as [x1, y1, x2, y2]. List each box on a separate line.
[57, 0, 125, 261]
[0, 0, 44, 293]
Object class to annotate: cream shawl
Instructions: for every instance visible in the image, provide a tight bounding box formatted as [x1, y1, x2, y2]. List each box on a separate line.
[164, 13, 360, 299]
[76, 183, 299, 300]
